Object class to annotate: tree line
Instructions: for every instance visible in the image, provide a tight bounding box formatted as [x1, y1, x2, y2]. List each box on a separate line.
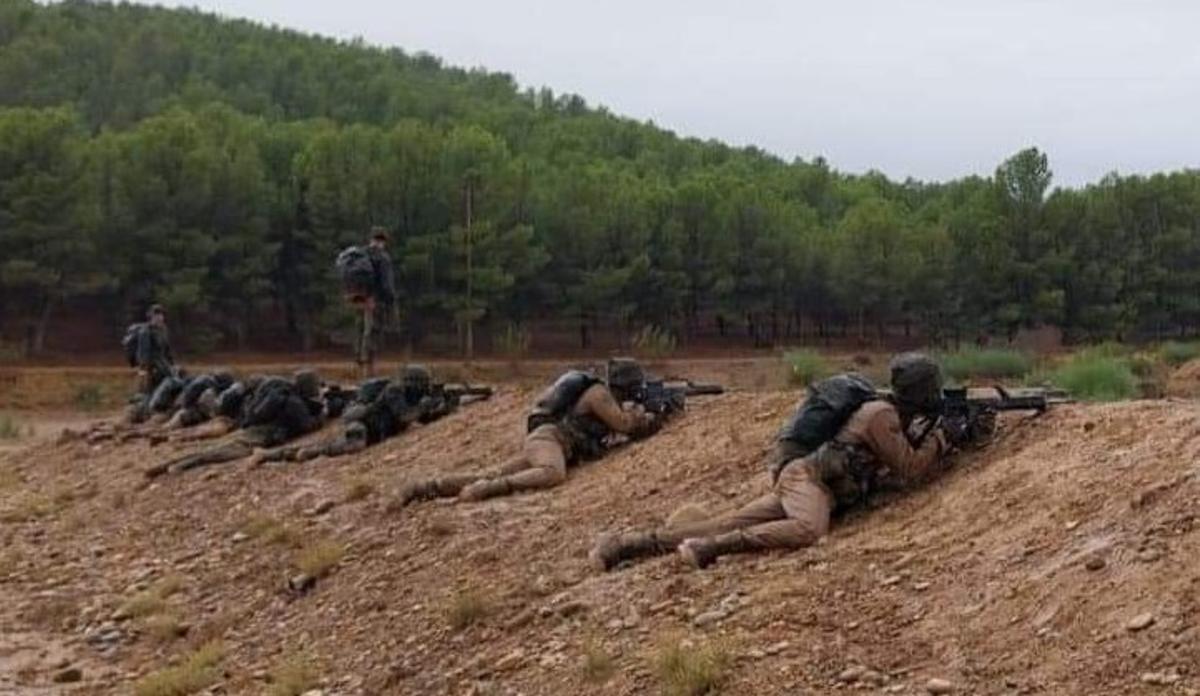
[1, 0, 1199, 356]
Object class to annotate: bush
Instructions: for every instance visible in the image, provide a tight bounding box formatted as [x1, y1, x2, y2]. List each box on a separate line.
[445, 589, 491, 631]
[632, 325, 677, 359]
[133, 641, 224, 696]
[266, 654, 320, 696]
[653, 638, 731, 696]
[1049, 354, 1138, 401]
[1160, 341, 1200, 367]
[294, 539, 345, 578]
[784, 349, 831, 386]
[938, 347, 1033, 382]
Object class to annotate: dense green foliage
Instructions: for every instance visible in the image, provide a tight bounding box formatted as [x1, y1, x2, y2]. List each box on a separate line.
[1047, 354, 1139, 402]
[939, 348, 1033, 382]
[2, 0, 1200, 355]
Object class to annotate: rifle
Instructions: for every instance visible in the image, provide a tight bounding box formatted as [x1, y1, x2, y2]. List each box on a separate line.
[437, 383, 494, 405]
[635, 379, 725, 416]
[906, 385, 1072, 448]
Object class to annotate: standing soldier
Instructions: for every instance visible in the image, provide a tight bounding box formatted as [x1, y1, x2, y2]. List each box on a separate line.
[124, 304, 176, 423]
[588, 353, 965, 571]
[399, 358, 662, 505]
[337, 228, 398, 378]
[360, 228, 397, 376]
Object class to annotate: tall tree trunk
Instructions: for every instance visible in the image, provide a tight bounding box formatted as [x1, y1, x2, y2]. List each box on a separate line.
[33, 294, 56, 356]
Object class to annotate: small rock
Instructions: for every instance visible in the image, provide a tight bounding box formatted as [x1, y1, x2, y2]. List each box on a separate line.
[288, 574, 316, 594]
[745, 649, 766, 660]
[310, 500, 336, 516]
[880, 575, 902, 587]
[1084, 556, 1106, 571]
[231, 532, 249, 543]
[557, 601, 589, 618]
[838, 666, 866, 683]
[1141, 672, 1179, 686]
[1126, 613, 1155, 632]
[862, 670, 887, 686]
[1138, 549, 1162, 563]
[763, 641, 789, 656]
[926, 677, 955, 694]
[913, 581, 932, 591]
[494, 649, 525, 672]
[692, 610, 728, 627]
[53, 668, 83, 684]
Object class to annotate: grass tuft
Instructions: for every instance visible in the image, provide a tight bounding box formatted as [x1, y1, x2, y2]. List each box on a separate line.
[266, 654, 320, 696]
[241, 514, 302, 547]
[653, 637, 731, 696]
[144, 614, 189, 642]
[1047, 353, 1138, 401]
[0, 413, 21, 440]
[294, 539, 345, 578]
[133, 641, 224, 696]
[783, 349, 832, 386]
[73, 383, 106, 411]
[342, 478, 374, 502]
[581, 639, 616, 684]
[657, 638, 729, 696]
[939, 347, 1033, 382]
[445, 589, 491, 631]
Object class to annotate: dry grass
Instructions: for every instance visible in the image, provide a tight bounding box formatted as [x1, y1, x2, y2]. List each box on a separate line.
[294, 539, 345, 578]
[0, 466, 22, 491]
[653, 637, 731, 696]
[241, 514, 302, 547]
[119, 574, 187, 619]
[266, 654, 320, 696]
[144, 614, 189, 642]
[0, 548, 23, 579]
[133, 641, 224, 696]
[445, 589, 491, 631]
[342, 477, 375, 502]
[581, 638, 616, 684]
[24, 596, 76, 629]
[0, 493, 53, 523]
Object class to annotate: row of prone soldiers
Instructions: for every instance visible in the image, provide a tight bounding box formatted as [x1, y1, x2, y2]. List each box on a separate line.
[117, 308, 982, 571]
[84, 364, 481, 477]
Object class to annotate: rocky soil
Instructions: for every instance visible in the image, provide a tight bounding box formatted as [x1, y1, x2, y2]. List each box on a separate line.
[1, 373, 1198, 695]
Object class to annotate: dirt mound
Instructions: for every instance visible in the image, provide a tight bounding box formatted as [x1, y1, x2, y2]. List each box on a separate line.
[1, 388, 1198, 694]
[1168, 358, 1200, 397]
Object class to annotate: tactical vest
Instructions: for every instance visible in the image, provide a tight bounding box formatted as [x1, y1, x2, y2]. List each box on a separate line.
[527, 370, 609, 459]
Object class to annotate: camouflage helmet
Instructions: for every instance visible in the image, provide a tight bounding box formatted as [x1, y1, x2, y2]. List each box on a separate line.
[400, 364, 433, 392]
[196, 387, 220, 417]
[292, 370, 322, 400]
[606, 357, 646, 391]
[889, 353, 944, 414]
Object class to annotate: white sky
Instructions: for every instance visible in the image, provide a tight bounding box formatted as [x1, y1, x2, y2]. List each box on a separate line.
[145, 0, 1200, 186]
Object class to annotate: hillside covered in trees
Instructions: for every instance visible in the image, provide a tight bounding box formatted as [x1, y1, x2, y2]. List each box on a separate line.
[1, 0, 1198, 356]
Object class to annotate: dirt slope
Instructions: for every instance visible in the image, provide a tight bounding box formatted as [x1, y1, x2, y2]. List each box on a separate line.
[1, 389, 1198, 695]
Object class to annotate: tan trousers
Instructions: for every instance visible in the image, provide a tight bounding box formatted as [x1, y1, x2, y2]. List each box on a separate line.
[656, 461, 833, 550]
[490, 423, 570, 491]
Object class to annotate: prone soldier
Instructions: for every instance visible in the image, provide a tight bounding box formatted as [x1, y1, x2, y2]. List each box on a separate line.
[399, 358, 662, 505]
[254, 365, 477, 464]
[589, 353, 972, 571]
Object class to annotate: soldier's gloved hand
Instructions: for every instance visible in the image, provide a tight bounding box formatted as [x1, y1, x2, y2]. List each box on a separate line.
[939, 415, 971, 449]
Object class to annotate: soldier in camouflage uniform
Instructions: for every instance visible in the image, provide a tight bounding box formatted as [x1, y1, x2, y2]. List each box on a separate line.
[589, 353, 959, 571]
[145, 370, 327, 478]
[254, 365, 455, 464]
[399, 358, 661, 505]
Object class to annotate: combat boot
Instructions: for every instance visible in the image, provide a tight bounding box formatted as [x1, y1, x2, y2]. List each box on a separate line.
[677, 532, 752, 570]
[588, 532, 669, 572]
[398, 474, 479, 507]
[458, 477, 514, 502]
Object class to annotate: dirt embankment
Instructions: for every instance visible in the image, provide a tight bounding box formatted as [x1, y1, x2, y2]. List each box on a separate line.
[1, 386, 1198, 695]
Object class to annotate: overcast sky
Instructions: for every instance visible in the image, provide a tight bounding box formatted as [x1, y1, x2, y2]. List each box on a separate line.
[147, 0, 1200, 186]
